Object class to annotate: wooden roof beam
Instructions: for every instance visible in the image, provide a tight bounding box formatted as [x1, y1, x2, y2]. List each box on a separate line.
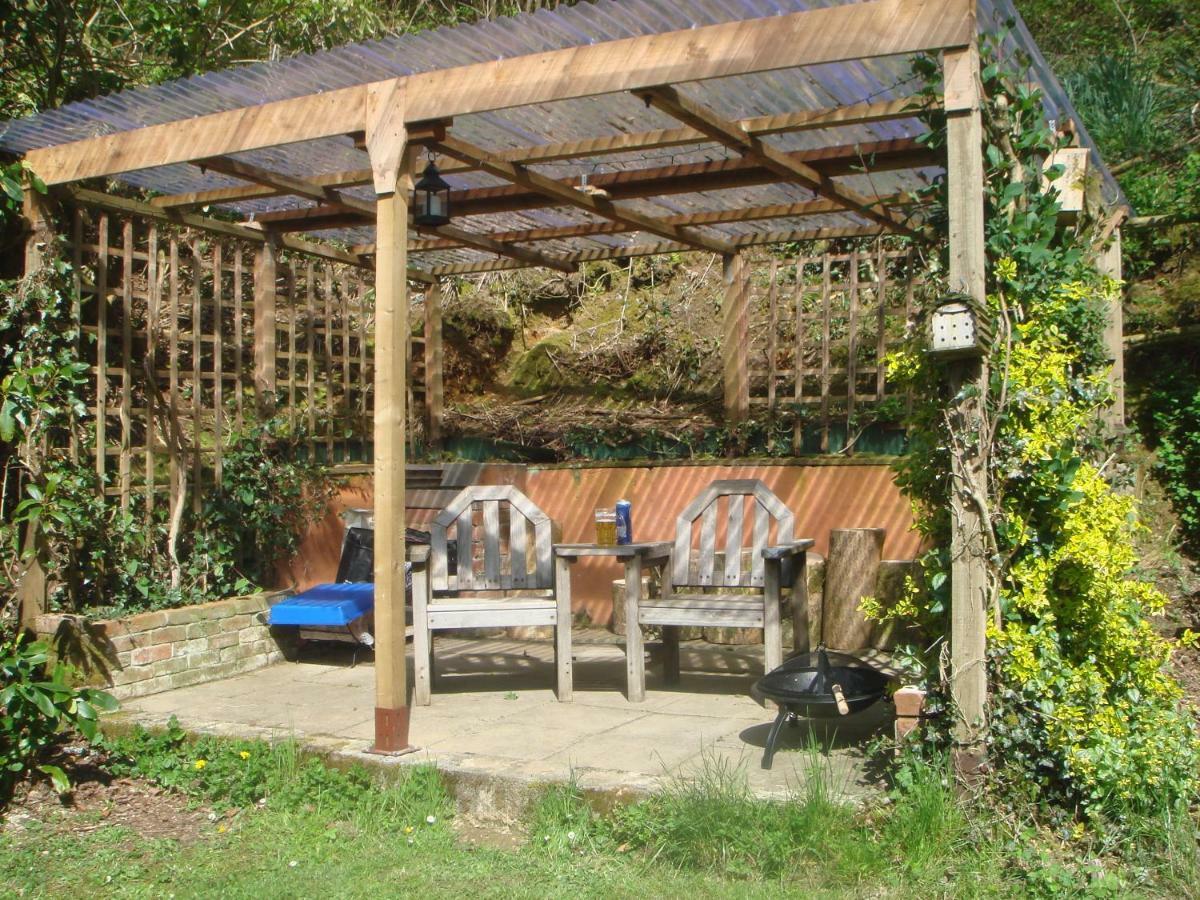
[428, 222, 576, 273]
[26, 0, 971, 184]
[58, 186, 438, 281]
[195, 156, 376, 215]
[434, 134, 735, 254]
[372, 197, 896, 255]
[638, 84, 922, 239]
[423, 224, 889, 276]
[149, 98, 928, 212]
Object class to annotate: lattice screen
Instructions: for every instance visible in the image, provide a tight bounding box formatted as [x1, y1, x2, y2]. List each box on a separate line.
[750, 244, 925, 453]
[65, 203, 426, 515]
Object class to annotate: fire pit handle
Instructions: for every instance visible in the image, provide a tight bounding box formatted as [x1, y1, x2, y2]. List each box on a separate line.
[831, 683, 850, 716]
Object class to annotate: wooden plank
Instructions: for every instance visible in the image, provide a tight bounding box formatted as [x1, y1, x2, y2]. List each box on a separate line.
[425, 279, 444, 446]
[252, 243, 277, 414]
[624, 555, 646, 702]
[95, 213, 109, 486]
[793, 258, 806, 454]
[212, 242, 224, 486]
[944, 44, 988, 777]
[150, 98, 923, 211]
[763, 561, 782, 674]
[510, 506, 528, 589]
[27, 0, 971, 185]
[304, 262, 316, 460]
[554, 554, 573, 701]
[434, 135, 735, 254]
[323, 265, 335, 462]
[1098, 230, 1124, 425]
[286, 261, 297, 432]
[820, 255, 832, 453]
[339, 270, 352, 462]
[456, 511, 475, 591]
[119, 219, 133, 511]
[482, 500, 501, 589]
[766, 260, 779, 415]
[191, 240, 203, 514]
[846, 249, 860, 426]
[233, 248, 245, 429]
[875, 243, 888, 403]
[426, 223, 576, 273]
[196, 155, 376, 215]
[751, 501, 770, 588]
[724, 494, 745, 587]
[697, 501, 718, 586]
[640, 85, 920, 237]
[168, 236, 180, 513]
[722, 251, 750, 422]
[145, 223, 158, 516]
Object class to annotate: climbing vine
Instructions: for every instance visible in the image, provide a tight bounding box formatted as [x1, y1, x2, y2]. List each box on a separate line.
[1, 236, 333, 621]
[871, 38, 1200, 821]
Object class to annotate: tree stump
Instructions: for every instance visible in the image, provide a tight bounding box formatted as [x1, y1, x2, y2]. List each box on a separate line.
[823, 527, 885, 651]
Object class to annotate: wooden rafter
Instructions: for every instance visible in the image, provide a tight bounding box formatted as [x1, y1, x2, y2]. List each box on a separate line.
[60, 187, 438, 280]
[639, 85, 921, 238]
[433, 135, 735, 254]
[429, 223, 576, 273]
[420, 224, 887, 277]
[196, 156, 375, 215]
[25, 0, 971, 185]
[356, 197, 900, 255]
[150, 100, 929, 212]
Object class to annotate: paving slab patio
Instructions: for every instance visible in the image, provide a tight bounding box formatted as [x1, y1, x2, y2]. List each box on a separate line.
[117, 632, 894, 808]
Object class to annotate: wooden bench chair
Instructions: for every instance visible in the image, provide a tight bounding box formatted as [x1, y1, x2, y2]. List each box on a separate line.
[623, 479, 813, 701]
[412, 485, 572, 705]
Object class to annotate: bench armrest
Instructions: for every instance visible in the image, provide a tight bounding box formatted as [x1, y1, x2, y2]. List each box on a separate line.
[761, 539, 815, 561]
[554, 541, 673, 563]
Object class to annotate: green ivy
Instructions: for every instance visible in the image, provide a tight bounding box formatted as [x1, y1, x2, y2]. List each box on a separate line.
[1, 245, 333, 618]
[873, 37, 1200, 822]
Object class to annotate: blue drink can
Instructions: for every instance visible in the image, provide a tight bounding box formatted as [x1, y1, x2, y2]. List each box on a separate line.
[615, 500, 632, 545]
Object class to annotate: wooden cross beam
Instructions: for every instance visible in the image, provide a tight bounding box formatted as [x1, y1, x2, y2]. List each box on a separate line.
[149, 98, 930, 212]
[364, 197, 900, 255]
[196, 156, 376, 215]
[431, 135, 735, 255]
[421, 223, 888, 276]
[428, 222, 577, 273]
[638, 85, 922, 239]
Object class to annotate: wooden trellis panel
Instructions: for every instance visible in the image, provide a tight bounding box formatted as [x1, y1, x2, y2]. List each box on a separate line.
[750, 244, 923, 453]
[64, 203, 426, 516]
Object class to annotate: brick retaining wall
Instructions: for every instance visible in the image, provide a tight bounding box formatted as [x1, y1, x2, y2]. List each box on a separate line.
[35, 592, 290, 700]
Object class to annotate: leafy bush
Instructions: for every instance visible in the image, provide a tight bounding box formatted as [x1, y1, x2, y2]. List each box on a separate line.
[0, 635, 117, 802]
[1143, 372, 1200, 547]
[879, 40, 1200, 822]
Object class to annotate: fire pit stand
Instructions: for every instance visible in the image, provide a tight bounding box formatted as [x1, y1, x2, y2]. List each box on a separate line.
[752, 646, 890, 769]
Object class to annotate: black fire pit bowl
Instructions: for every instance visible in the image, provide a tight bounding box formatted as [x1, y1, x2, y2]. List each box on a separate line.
[752, 646, 889, 769]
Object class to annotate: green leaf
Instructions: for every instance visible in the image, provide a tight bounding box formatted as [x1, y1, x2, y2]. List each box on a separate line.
[38, 764, 71, 795]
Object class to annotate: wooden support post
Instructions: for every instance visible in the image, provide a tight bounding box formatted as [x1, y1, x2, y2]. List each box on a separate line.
[17, 186, 54, 629]
[1098, 229, 1125, 426]
[722, 251, 750, 424]
[368, 82, 414, 755]
[944, 44, 990, 780]
[253, 242, 278, 416]
[424, 279, 444, 447]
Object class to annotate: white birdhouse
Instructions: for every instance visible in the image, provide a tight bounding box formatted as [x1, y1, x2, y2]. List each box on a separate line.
[929, 293, 990, 360]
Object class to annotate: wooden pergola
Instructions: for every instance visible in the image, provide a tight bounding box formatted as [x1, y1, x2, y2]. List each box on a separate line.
[7, 0, 1120, 760]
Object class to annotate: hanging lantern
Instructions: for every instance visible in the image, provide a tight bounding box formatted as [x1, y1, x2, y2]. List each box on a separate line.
[412, 158, 451, 228]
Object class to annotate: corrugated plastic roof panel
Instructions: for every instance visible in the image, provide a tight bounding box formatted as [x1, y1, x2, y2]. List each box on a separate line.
[0, 0, 1123, 272]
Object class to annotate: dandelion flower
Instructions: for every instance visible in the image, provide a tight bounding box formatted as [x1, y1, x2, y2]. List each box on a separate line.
[403, 826, 414, 835]
[239, 751, 251, 760]
[194, 759, 207, 770]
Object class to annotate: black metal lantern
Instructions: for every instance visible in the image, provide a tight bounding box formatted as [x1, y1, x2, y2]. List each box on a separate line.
[412, 158, 451, 228]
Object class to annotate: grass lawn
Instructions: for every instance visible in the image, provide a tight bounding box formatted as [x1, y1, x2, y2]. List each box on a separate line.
[1, 727, 1196, 899]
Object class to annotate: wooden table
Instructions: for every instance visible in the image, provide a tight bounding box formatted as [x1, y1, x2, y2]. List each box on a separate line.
[554, 542, 672, 700]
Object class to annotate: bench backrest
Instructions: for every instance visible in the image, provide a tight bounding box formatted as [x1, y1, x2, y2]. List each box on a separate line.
[672, 479, 794, 589]
[430, 485, 553, 592]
